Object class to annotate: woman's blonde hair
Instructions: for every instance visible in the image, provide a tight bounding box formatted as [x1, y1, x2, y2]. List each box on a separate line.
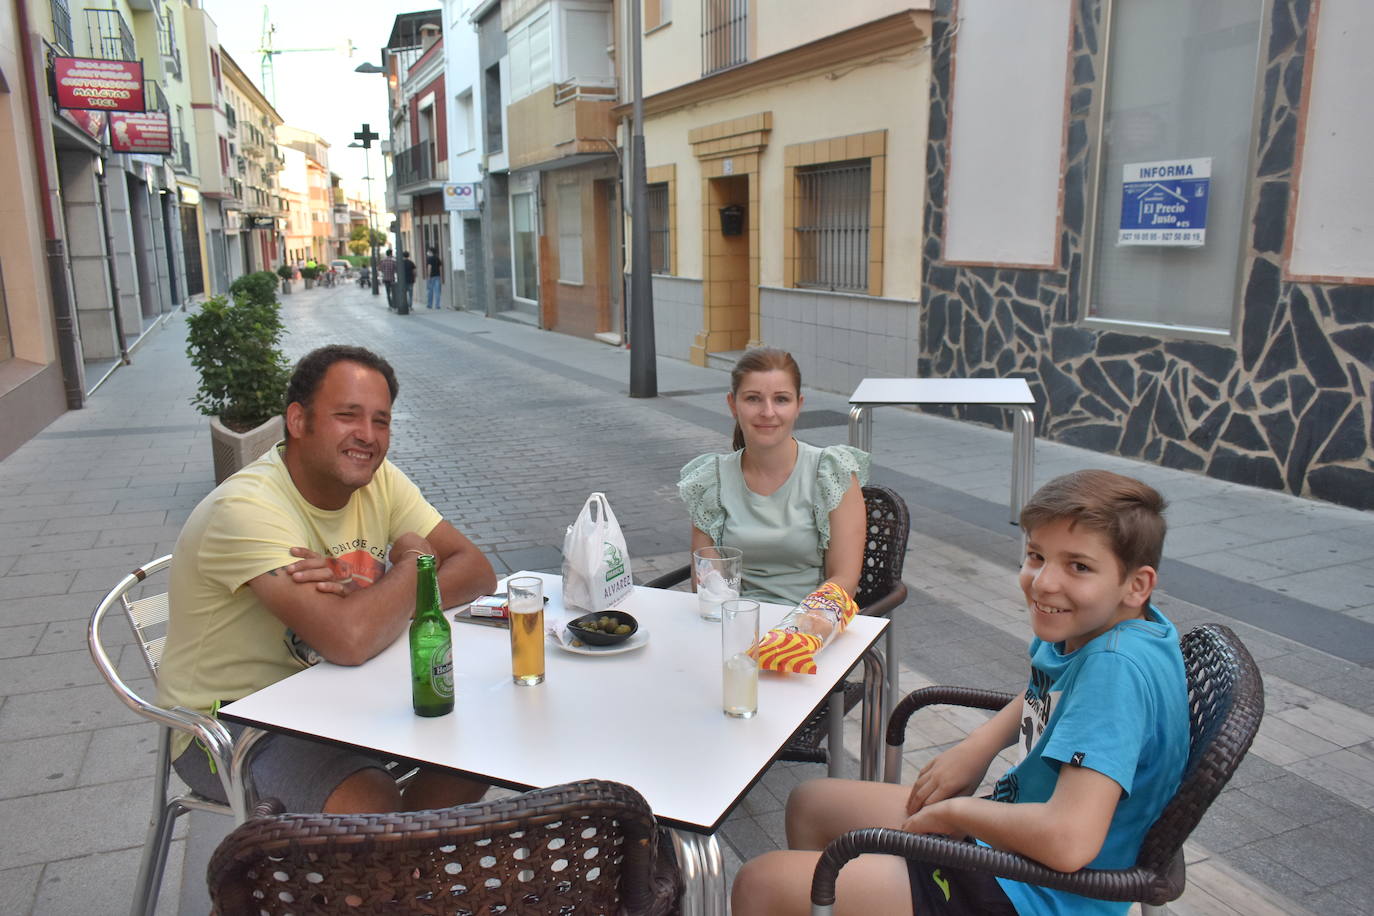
[730, 348, 802, 451]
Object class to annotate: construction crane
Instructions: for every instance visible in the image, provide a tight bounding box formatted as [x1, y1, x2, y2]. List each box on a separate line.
[257, 6, 354, 106]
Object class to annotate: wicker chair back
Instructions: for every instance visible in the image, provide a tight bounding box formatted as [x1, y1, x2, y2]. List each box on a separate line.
[208, 779, 682, 915]
[854, 485, 911, 611]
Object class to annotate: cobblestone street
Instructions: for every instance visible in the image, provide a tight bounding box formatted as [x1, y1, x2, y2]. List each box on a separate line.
[2, 282, 1373, 913]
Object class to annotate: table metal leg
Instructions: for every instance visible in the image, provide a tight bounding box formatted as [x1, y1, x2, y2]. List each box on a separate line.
[671, 830, 703, 914]
[826, 688, 845, 778]
[859, 647, 885, 781]
[847, 405, 872, 453]
[1011, 406, 1035, 524]
[884, 622, 898, 746]
[672, 830, 725, 916]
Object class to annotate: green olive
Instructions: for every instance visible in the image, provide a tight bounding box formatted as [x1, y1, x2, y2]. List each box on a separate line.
[614, 624, 631, 635]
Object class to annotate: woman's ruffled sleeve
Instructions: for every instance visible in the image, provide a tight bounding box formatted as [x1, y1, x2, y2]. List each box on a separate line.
[678, 453, 725, 544]
[813, 445, 871, 549]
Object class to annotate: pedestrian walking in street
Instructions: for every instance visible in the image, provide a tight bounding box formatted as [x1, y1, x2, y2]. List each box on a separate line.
[425, 246, 444, 309]
[378, 249, 397, 310]
[157, 345, 496, 815]
[401, 251, 417, 315]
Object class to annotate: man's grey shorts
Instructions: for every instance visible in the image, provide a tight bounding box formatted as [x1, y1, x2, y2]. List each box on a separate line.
[172, 720, 392, 812]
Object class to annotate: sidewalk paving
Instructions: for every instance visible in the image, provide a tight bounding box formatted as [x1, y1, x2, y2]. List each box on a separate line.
[1, 280, 1371, 914]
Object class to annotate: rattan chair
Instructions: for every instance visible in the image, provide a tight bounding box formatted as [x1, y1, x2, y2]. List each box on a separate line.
[646, 485, 910, 773]
[88, 555, 257, 916]
[208, 779, 683, 915]
[809, 624, 1265, 915]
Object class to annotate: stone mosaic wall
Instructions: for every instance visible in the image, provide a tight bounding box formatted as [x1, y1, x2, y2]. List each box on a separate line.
[921, 0, 1374, 510]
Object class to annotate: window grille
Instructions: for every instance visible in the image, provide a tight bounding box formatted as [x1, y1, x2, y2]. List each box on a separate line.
[647, 183, 670, 274]
[84, 8, 135, 61]
[796, 160, 870, 293]
[50, 0, 74, 55]
[702, 0, 747, 75]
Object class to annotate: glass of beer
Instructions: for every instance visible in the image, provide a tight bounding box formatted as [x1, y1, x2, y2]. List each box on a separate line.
[508, 576, 545, 686]
[721, 598, 760, 718]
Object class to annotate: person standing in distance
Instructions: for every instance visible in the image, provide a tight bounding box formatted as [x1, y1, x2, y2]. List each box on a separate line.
[158, 345, 497, 814]
[425, 246, 444, 309]
[378, 248, 397, 310]
[400, 250, 418, 315]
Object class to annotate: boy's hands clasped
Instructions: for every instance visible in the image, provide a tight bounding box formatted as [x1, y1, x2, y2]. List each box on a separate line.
[902, 740, 997, 835]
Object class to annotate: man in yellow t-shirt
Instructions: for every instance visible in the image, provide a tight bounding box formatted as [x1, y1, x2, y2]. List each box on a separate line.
[158, 345, 497, 813]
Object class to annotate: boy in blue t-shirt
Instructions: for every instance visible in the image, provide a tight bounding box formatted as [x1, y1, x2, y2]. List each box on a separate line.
[731, 470, 1190, 916]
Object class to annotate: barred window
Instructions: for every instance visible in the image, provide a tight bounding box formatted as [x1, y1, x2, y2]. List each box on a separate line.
[647, 182, 670, 275]
[702, 0, 747, 75]
[796, 160, 870, 293]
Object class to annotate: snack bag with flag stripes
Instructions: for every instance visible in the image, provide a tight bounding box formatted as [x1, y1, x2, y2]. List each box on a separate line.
[751, 582, 858, 675]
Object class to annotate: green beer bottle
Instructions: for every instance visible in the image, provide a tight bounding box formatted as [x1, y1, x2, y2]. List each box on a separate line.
[409, 554, 454, 717]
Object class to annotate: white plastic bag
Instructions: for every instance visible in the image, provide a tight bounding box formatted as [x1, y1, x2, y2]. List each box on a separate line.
[561, 492, 634, 612]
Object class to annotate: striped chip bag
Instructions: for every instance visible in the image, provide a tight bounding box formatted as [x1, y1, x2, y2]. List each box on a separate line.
[751, 582, 859, 675]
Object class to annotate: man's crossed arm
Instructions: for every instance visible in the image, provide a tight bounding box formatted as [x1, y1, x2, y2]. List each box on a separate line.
[247, 520, 497, 666]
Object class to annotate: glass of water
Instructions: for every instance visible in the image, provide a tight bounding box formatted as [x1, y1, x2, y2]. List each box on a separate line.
[693, 545, 742, 621]
[721, 598, 760, 718]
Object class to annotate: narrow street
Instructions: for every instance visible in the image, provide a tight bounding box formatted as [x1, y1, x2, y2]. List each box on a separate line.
[1, 282, 1372, 913]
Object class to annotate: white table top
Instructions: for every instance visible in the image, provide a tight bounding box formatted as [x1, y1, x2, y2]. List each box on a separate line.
[849, 376, 1034, 406]
[221, 573, 888, 834]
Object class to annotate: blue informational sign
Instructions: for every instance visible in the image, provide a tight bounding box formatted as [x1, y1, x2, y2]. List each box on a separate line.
[1119, 157, 1211, 247]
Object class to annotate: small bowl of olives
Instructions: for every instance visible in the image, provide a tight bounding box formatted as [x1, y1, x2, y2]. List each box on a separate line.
[566, 611, 639, 647]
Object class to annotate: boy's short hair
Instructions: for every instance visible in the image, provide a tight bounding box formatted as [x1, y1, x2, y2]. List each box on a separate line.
[1020, 470, 1167, 577]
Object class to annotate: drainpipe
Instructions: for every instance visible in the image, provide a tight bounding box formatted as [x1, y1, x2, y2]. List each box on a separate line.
[15, 4, 86, 407]
[96, 150, 131, 365]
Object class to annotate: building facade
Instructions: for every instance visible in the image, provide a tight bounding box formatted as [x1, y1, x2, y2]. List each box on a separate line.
[220, 49, 285, 276]
[626, 1, 932, 393]
[382, 12, 452, 307]
[920, 0, 1374, 509]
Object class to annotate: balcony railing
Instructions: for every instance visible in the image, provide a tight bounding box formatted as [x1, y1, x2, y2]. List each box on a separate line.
[228, 176, 243, 201]
[553, 78, 618, 106]
[85, 7, 135, 62]
[146, 80, 168, 114]
[702, 0, 747, 76]
[394, 140, 447, 190]
[51, 0, 74, 55]
[171, 129, 193, 175]
[157, 17, 181, 78]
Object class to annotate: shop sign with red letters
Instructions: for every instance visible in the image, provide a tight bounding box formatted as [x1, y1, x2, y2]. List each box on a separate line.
[53, 58, 145, 112]
[109, 111, 172, 154]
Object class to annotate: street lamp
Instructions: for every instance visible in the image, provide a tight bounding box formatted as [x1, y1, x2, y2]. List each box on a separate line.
[350, 126, 382, 296]
[354, 62, 386, 74]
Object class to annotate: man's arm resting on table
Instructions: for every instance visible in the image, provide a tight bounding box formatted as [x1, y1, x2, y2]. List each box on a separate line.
[247, 521, 495, 667]
[424, 519, 497, 609]
[904, 761, 1122, 874]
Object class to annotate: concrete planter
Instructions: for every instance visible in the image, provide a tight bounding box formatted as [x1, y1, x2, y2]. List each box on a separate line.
[209, 415, 283, 484]
[281, 280, 292, 294]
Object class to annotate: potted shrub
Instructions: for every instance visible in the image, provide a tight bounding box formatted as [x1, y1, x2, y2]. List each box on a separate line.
[186, 272, 291, 483]
[301, 265, 319, 289]
[277, 263, 294, 294]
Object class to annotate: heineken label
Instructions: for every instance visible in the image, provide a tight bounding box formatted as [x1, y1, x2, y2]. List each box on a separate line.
[430, 643, 454, 698]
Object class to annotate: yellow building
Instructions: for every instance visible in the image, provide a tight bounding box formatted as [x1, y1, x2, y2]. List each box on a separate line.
[628, 1, 931, 393]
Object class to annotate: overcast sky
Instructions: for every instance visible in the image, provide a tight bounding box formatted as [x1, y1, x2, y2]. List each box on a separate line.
[201, 0, 434, 202]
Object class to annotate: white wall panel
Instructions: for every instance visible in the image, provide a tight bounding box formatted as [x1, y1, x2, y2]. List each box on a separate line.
[943, 0, 1072, 267]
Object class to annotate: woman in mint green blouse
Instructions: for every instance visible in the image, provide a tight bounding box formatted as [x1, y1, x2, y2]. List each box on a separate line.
[679, 349, 870, 606]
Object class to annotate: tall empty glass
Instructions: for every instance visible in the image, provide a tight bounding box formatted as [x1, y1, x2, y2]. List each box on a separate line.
[721, 598, 760, 718]
[508, 576, 544, 686]
[694, 545, 742, 621]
